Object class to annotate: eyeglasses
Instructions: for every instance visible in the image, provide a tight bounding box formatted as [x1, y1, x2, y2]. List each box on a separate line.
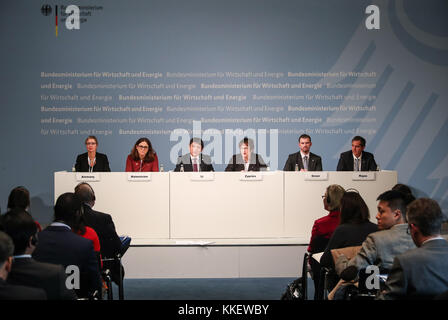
[406, 223, 415, 235]
[137, 145, 149, 149]
[86, 142, 97, 145]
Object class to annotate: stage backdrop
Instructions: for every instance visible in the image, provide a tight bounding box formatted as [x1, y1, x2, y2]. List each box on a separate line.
[1, 0, 447, 224]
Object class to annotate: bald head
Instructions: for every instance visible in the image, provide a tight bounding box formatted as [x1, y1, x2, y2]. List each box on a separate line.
[74, 182, 96, 206]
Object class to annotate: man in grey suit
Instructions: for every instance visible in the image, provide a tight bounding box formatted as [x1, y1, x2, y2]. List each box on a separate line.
[283, 134, 322, 171]
[378, 198, 448, 299]
[174, 137, 214, 172]
[335, 190, 416, 277]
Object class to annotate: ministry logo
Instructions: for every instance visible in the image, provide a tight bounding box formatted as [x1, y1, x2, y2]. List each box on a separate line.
[41, 4, 52, 16]
[41, 4, 104, 37]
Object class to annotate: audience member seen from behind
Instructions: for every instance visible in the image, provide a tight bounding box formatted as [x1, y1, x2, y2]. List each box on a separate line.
[70, 206, 102, 264]
[378, 198, 448, 299]
[225, 137, 267, 172]
[391, 183, 414, 197]
[1, 209, 77, 300]
[174, 137, 214, 172]
[7, 186, 42, 231]
[74, 182, 124, 284]
[319, 191, 378, 291]
[308, 184, 346, 254]
[125, 137, 159, 172]
[0, 231, 46, 300]
[75, 136, 111, 172]
[32, 192, 102, 299]
[335, 190, 416, 280]
[307, 184, 345, 300]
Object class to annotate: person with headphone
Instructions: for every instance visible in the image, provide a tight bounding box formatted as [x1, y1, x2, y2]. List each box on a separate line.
[0, 208, 77, 300]
[307, 184, 345, 300]
[307, 184, 346, 254]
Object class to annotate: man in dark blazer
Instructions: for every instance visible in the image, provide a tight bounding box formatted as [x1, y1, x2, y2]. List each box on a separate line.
[33, 193, 102, 299]
[336, 136, 377, 171]
[378, 198, 448, 299]
[0, 231, 47, 300]
[174, 137, 214, 172]
[74, 182, 124, 284]
[1, 209, 77, 300]
[283, 134, 322, 171]
[225, 137, 267, 172]
[75, 136, 111, 172]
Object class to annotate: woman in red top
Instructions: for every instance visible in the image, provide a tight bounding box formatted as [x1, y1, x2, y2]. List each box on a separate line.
[308, 184, 345, 300]
[125, 137, 159, 172]
[72, 207, 102, 268]
[307, 184, 345, 253]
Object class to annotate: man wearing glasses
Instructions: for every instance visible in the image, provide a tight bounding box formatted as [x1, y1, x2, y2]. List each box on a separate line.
[378, 198, 448, 299]
[334, 190, 416, 286]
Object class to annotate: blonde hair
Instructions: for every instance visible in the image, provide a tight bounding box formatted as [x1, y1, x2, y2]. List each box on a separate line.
[326, 184, 345, 211]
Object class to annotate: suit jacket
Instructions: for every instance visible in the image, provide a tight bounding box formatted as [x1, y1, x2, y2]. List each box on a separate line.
[82, 204, 123, 283]
[378, 239, 448, 299]
[0, 278, 47, 300]
[8, 257, 77, 300]
[283, 151, 322, 171]
[335, 223, 416, 275]
[336, 150, 377, 171]
[225, 153, 267, 172]
[75, 152, 111, 172]
[174, 153, 214, 172]
[32, 225, 102, 298]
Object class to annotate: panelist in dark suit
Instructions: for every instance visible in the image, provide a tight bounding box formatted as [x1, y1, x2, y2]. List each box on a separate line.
[336, 136, 377, 171]
[75, 136, 111, 172]
[1, 209, 77, 300]
[32, 193, 102, 299]
[0, 231, 47, 300]
[225, 137, 267, 172]
[174, 137, 214, 172]
[283, 134, 322, 171]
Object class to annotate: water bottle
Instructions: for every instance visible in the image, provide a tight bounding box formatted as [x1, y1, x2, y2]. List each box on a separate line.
[295, 163, 299, 172]
[180, 163, 184, 172]
[376, 165, 381, 171]
[160, 164, 164, 172]
[72, 165, 76, 172]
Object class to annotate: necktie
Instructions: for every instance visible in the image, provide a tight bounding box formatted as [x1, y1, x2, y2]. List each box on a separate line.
[354, 158, 359, 171]
[193, 159, 199, 172]
[303, 156, 308, 170]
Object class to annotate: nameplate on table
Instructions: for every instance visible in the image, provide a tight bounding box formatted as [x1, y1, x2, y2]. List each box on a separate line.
[190, 172, 215, 181]
[239, 172, 263, 181]
[127, 172, 151, 181]
[304, 172, 328, 181]
[352, 172, 376, 181]
[76, 173, 100, 182]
